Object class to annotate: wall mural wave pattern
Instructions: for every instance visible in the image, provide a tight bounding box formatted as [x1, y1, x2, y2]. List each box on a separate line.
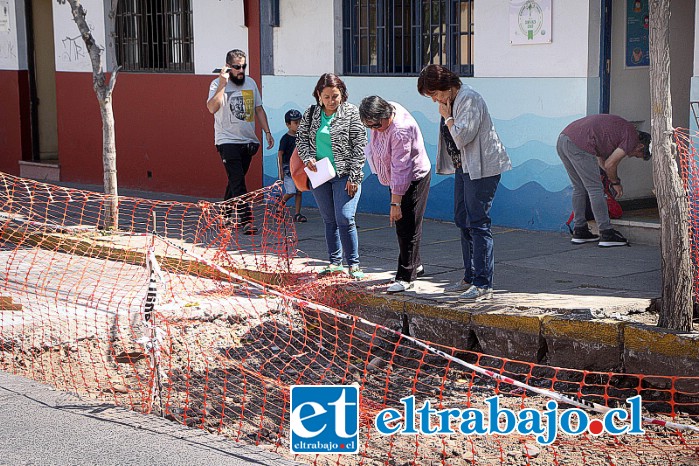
[261, 76, 585, 231]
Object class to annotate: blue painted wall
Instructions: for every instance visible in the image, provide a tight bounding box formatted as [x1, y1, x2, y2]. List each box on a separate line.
[261, 76, 589, 231]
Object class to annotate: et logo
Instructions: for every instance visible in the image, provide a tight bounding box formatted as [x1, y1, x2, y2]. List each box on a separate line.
[290, 385, 359, 454]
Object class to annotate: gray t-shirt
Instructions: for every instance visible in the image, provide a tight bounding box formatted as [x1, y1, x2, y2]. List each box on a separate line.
[208, 76, 262, 145]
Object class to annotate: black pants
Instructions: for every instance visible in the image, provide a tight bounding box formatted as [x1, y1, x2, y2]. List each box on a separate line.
[394, 171, 431, 282]
[217, 142, 259, 224]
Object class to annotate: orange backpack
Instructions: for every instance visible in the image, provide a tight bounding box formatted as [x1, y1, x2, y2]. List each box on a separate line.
[290, 147, 311, 192]
[289, 105, 316, 192]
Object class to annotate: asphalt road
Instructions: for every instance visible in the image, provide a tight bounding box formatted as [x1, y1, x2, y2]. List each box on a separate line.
[0, 371, 299, 466]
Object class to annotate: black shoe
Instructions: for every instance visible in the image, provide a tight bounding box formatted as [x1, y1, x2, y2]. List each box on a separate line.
[598, 228, 628, 247]
[571, 227, 600, 244]
[242, 223, 258, 235]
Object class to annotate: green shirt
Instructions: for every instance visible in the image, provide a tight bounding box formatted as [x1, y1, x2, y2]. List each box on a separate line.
[315, 110, 336, 168]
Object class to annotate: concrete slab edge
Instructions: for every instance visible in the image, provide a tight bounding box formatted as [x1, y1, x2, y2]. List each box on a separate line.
[9, 228, 697, 378]
[348, 290, 699, 378]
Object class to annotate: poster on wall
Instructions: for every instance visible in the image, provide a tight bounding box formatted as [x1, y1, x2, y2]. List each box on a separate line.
[0, 1, 10, 33]
[626, 0, 649, 67]
[509, 0, 552, 45]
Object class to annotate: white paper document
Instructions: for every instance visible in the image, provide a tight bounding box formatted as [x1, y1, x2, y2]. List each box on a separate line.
[304, 157, 336, 189]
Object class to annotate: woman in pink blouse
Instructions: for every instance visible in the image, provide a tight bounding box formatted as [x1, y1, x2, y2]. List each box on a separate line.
[359, 96, 432, 293]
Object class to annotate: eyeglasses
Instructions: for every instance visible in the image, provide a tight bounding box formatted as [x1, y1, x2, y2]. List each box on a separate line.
[363, 121, 383, 129]
[228, 64, 247, 70]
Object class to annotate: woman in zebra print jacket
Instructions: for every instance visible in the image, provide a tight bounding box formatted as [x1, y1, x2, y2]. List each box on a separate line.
[297, 73, 368, 279]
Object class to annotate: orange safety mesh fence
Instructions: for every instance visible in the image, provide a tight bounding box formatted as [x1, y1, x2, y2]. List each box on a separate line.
[676, 128, 699, 301]
[0, 172, 698, 465]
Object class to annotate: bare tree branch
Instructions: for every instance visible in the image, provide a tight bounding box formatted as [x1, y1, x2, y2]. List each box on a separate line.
[106, 64, 121, 100]
[64, 1, 103, 88]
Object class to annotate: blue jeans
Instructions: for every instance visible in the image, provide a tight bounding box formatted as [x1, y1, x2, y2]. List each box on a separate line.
[311, 175, 361, 267]
[454, 169, 500, 288]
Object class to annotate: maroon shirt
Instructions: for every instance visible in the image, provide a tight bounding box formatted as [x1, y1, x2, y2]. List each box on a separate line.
[562, 114, 639, 160]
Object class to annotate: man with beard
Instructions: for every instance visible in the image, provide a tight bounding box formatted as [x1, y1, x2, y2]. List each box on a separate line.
[207, 49, 274, 235]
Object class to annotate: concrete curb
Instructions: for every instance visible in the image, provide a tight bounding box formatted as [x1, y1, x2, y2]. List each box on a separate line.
[542, 316, 623, 371]
[345, 289, 699, 378]
[0, 229, 290, 286]
[623, 325, 699, 376]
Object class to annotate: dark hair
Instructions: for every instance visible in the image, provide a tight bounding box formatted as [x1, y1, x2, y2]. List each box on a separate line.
[417, 64, 462, 95]
[359, 96, 395, 123]
[312, 73, 348, 104]
[226, 49, 246, 64]
[638, 131, 652, 161]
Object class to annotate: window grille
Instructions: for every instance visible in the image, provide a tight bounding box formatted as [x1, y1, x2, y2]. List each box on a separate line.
[115, 0, 194, 73]
[343, 0, 473, 76]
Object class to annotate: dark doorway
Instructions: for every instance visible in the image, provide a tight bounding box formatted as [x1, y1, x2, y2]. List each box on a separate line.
[25, 0, 58, 163]
[599, 0, 612, 114]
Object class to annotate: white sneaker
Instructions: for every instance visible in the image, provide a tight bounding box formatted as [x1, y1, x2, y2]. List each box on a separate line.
[444, 280, 473, 294]
[387, 280, 414, 294]
[391, 265, 425, 282]
[459, 286, 493, 301]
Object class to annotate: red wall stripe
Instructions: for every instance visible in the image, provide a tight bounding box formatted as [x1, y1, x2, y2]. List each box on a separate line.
[55, 72, 264, 199]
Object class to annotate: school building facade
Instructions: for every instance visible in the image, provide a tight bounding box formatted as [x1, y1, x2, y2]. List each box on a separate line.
[0, 0, 696, 230]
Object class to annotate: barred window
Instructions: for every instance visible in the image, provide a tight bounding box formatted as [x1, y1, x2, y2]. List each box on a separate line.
[343, 0, 473, 76]
[115, 0, 194, 73]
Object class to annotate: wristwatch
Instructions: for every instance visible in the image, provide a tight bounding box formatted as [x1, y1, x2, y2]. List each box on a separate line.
[390, 203, 401, 207]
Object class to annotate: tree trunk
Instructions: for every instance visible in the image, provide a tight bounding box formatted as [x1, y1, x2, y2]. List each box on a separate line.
[648, 0, 693, 330]
[60, 0, 119, 230]
[100, 98, 118, 229]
